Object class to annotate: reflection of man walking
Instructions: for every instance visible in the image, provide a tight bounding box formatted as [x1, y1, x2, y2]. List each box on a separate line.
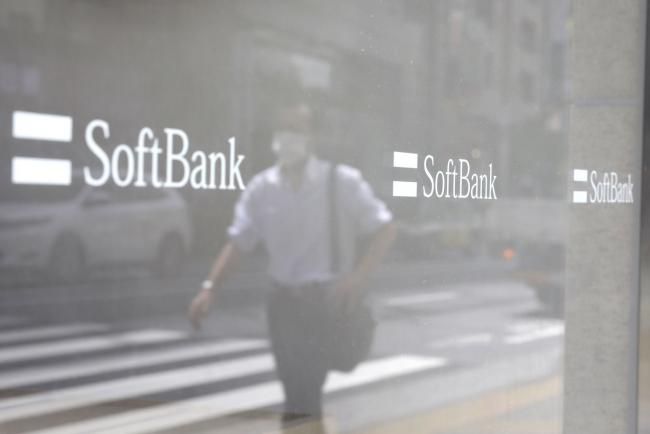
[189, 103, 395, 432]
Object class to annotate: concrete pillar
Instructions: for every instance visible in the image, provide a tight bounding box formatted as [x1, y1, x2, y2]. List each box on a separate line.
[564, 1, 646, 433]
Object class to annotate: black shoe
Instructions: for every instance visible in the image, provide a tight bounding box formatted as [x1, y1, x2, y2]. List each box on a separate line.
[280, 413, 326, 433]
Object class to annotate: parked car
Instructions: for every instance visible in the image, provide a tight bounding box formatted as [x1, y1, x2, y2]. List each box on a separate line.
[0, 181, 192, 282]
[395, 199, 488, 260]
[485, 198, 566, 311]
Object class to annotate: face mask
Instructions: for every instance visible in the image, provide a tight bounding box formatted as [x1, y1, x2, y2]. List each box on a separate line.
[271, 131, 310, 166]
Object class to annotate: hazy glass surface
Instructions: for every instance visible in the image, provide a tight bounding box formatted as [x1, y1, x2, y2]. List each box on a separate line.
[0, 1, 573, 433]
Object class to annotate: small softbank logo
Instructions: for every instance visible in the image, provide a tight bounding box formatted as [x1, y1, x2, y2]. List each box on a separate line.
[572, 168, 633, 204]
[392, 151, 497, 200]
[11, 110, 246, 190]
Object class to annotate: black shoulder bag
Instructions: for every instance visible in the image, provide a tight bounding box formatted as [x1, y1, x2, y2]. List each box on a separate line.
[326, 163, 376, 373]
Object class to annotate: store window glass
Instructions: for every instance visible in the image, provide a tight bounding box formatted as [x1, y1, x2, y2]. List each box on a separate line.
[0, 1, 577, 433]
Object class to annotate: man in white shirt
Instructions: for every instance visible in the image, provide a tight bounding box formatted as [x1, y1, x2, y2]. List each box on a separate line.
[189, 103, 395, 431]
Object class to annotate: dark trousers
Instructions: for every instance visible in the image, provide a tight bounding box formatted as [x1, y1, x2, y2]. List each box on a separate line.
[266, 284, 332, 425]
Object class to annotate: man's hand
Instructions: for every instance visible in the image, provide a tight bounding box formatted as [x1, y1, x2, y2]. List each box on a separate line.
[332, 222, 396, 313]
[188, 288, 215, 331]
[188, 242, 241, 331]
[332, 271, 367, 313]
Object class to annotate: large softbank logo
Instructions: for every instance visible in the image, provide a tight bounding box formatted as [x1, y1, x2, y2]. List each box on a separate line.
[11, 111, 246, 190]
[392, 151, 497, 200]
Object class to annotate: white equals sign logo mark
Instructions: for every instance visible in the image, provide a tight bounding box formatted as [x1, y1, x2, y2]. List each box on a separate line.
[572, 169, 588, 203]
[392, 151, 418, 198]
[11, 111, 73, 186]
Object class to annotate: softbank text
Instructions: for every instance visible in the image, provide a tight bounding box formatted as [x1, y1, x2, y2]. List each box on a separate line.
[422, 157, 497, 200]
[589, 171, 633, 204]
[84, 120, 246, 190]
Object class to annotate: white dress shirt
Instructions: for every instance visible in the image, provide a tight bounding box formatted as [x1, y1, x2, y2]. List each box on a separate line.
[227, 156, 392, 287]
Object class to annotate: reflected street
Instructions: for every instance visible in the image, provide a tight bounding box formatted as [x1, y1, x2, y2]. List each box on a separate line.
[0, 255, 562, 434]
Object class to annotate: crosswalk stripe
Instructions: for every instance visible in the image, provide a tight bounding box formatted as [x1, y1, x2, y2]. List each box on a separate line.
[0, 323, 109, 346]
[429, 333, 495, 349]
[0, 329, 186, 365]
[504, 324, 565, 345]
[30, 355, 447, 434]
[0, 339, 267, 390]
[381, 291, 457, 308]
[0, 354, 275, 423]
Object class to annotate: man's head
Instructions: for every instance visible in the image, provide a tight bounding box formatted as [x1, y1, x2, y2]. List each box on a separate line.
[271, 102, 314, 168]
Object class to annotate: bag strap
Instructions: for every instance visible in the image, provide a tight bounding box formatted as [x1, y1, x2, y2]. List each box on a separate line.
[329, 163, 340, 275]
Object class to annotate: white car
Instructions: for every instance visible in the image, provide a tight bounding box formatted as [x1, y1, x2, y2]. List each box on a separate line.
[0, 182, 192, 282]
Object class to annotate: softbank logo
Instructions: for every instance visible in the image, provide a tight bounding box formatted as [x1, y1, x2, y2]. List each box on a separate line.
[572, 168, 633, 204]
[10, 110, 246, 190]
[392, 151, 497, 200]
[12, 111, 74, 186]
[392, 152, 419, 197]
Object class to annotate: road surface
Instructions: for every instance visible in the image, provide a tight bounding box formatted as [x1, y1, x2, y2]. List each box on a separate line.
[0, 258, 563, 433]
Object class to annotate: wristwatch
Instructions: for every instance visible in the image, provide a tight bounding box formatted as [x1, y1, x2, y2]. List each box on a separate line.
[202, 280, 214, 291]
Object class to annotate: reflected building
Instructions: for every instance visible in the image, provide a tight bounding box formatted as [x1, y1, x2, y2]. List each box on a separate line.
[0, 0, 568, 254]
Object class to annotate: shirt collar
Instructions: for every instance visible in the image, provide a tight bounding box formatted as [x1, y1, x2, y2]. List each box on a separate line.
[271, 155, 322, 187]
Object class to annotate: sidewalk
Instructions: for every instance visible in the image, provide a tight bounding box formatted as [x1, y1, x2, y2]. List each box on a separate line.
[198, 375, 562, 434]
[352, 376, 561, 434]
